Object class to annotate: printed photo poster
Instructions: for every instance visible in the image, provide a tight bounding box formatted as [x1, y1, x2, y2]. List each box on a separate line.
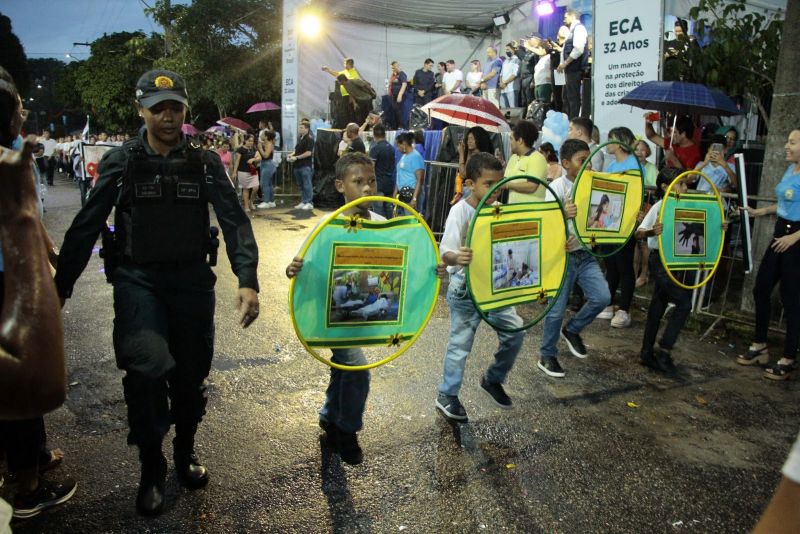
[572, 170, 643, 253]
[658, 190, 725, 287]
[466, 201, 568, 325]
[290, 211, 439, 358]
[80, 143, 114, 186]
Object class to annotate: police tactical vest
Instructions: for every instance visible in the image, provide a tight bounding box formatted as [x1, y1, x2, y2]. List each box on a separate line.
[117, 138, 210, 264]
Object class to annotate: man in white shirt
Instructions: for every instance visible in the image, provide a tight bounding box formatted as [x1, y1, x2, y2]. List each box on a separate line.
[556, 9, 588, 119]
[442, 60, 463, 95]
[38, 130, 58, 185]
[499, 43, 520, 108]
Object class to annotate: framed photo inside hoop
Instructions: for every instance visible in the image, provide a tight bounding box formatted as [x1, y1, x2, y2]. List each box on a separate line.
[571, 141, 644, 257]
[289, 196, 440, 370]
[465, 175, 569, 333]
[658, 170, 726, 290]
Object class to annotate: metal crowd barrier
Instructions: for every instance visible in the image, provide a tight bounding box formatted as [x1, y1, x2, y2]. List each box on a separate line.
[272, 151, 301, 201]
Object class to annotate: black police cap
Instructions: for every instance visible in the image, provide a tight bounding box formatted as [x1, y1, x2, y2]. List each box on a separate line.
[135, 70, 189, 109]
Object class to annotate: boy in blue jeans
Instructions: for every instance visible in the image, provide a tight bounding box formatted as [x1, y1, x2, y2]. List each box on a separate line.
[436, 153, 525, 422]
[287, 152, 444, 462]
[538, 139, 611, 378]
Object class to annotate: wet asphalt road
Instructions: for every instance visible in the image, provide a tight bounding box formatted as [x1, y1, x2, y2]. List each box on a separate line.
[7, 174, 800, 533]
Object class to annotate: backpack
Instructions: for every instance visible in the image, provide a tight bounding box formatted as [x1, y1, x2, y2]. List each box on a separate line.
[526, 100, 552, 129]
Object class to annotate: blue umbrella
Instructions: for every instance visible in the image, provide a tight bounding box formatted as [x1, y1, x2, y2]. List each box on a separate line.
[619, 81, 741, 116]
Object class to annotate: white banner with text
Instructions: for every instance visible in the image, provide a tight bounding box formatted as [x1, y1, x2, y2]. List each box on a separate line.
[592, 0, 664, 149]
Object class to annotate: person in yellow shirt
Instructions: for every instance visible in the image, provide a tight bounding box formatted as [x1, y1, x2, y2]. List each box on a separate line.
[323, 58, 362, 126]
[504, 120, 548, 202]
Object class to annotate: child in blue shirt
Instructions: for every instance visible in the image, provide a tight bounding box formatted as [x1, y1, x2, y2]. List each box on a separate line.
[394, 132, 425, 216]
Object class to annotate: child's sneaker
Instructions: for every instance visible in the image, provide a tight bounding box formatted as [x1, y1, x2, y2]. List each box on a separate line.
[610, 309, 631, 328]
[435, 393, 468, 421]
[561, 327, 588, 358]
[480, 376, 512, 409]
[338, 432, 364, 465]
[12, 477, 77, 519]
[538, 358, 565, 378]
[596, 306, 614, 320]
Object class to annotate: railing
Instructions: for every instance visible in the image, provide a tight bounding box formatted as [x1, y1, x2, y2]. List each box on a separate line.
[271, 151, 301, 202]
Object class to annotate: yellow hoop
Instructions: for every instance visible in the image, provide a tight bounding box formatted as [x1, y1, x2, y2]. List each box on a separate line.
[657, 170, 726, 290]
[288, 195, 441, 371]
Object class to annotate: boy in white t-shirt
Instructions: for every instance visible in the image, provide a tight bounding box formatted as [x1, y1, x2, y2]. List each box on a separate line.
[637, 168, 726, 373]
[286, 152, 445, 463]
[436, 153, 526, 422]
[538, 139, 610, 378]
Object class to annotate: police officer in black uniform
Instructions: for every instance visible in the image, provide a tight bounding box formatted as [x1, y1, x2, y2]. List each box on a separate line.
[54, 70, 260, 516]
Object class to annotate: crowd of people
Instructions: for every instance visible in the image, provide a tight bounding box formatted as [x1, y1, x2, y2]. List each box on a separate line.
[1, 49, 799, 531]
[326, 8, 593, 131]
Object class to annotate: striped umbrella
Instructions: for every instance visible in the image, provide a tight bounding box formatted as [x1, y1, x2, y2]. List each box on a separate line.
[217, 117, 253, 131]
[421, 94, 510, 133]
[181, 123, 199, 135]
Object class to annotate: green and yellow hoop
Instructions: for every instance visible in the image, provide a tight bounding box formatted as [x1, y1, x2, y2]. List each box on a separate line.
[288, 195, 441, 371]
[464, 175, 570, 333]
[571, 140, 645, 258]
[657, 170, 726, 290]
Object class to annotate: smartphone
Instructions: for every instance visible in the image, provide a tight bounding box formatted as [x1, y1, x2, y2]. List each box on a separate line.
[647, 112, 660, 122]
[457, 132, 464, 145]
[710, 143, 724, 155]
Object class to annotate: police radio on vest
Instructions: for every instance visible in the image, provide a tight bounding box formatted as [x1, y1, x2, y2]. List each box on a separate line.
[609, 17, 643, 36]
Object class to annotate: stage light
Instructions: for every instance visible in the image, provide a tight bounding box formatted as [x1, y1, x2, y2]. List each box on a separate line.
[299, 11, 322, 39]
[535, 0, 555, 16]
[492, 13, 510, 26]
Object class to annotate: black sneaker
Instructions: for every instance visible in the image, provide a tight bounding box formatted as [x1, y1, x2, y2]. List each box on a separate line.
[319, 419, 339, 450]
[655, 348, 677, 374]
[337, 432, 364, 465]
[640, 350, 662, 372]
[435, 393, 468, 421]
[538, 358, 566, 378]
[480, 376, 512, 409]
[561, 327, 588, 358]
[12, 477, 77, 519]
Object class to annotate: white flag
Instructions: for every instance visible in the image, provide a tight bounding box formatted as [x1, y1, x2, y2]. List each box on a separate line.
[81, 115, 90, 141]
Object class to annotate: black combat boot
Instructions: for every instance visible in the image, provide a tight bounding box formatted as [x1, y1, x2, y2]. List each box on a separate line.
[136, 445, 167, 516]
[173, 435, 209, 489]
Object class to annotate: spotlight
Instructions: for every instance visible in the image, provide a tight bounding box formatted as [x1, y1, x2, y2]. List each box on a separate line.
[492, 13, 510, 27]
[299, 12, 322, 39]
[535, 0, 555, 16]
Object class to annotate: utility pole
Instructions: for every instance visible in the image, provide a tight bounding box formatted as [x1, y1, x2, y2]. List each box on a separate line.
[163, 0, 172, 57]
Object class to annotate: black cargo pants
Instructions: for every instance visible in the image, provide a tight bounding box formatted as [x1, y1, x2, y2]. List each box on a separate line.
[112, 261, 216, 450]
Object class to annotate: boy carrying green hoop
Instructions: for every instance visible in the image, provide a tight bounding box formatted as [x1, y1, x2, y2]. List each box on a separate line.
[286, 152, 444, 464]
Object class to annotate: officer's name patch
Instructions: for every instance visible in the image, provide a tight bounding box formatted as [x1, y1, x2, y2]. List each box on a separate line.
[135, 183, 162, 198]
[177, 182, 201, 199]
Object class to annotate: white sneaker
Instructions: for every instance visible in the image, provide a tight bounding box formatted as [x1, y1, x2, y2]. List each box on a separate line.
[610, 309, 631, 328]
[302, 203, 314, 210]
[256, 202, 269, 209]
[294, 202, 305, 209]
[597, 306, 614, 320]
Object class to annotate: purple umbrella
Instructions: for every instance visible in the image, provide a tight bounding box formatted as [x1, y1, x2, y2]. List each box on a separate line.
[205, 125, 227, 134]
[246, 102, 280, 113]
[181, 123, 200, 135]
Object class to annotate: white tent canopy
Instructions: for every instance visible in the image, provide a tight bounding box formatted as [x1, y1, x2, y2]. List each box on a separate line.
[283, 0, 786, 145]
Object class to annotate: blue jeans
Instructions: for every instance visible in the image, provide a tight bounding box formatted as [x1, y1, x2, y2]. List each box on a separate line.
[293, 166, 313, 204]
[319, 348, 370, 434]
[501, 91, 517, 108]
[372, 190, 395, 219]
[260, 160, 276, 202]
[438, 272, 525, 396]
[540, 249, 611, 360]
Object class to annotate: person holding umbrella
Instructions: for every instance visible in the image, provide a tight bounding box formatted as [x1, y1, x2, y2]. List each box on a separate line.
[644, 115, 701, 170]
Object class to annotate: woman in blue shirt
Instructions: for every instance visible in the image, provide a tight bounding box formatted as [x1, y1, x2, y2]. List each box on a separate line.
[737, 129, 800, 380]
[597, 127, 642, 328]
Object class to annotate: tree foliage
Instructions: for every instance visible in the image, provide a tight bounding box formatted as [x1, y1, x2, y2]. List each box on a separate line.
[687, 0, 783, 124]
[0, 12, 31, 96]
[146, 0, 282, 120]
[72, 31, 165, 133]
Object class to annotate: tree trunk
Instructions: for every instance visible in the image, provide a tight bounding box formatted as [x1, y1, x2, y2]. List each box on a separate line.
[741, 0, 800, 312]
